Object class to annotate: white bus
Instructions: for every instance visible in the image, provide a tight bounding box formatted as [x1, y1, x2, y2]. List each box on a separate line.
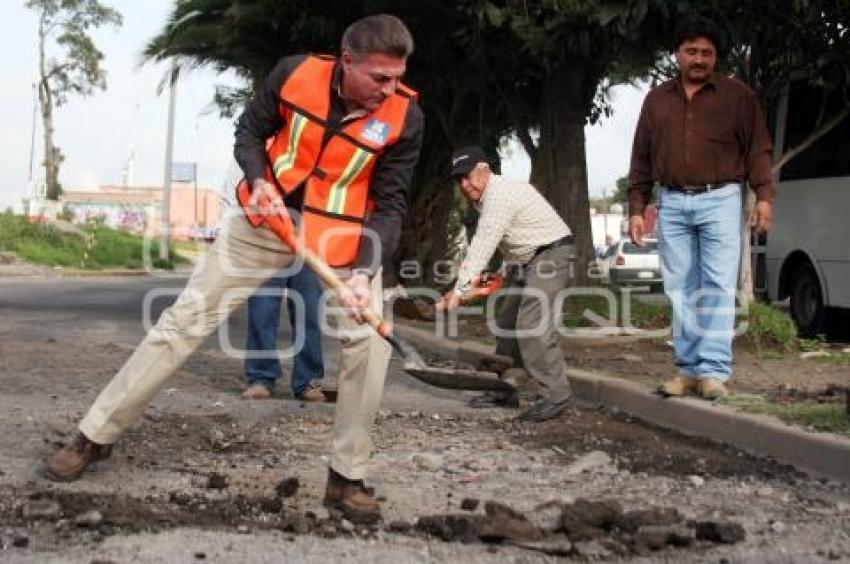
[758, 81, 850, 336]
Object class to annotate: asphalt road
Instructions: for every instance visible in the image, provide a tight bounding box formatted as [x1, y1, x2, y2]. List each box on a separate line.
[0, 274, 469, 409]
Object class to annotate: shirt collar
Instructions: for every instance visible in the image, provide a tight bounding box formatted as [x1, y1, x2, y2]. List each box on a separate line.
[670, 73, 719, 97]
[332, 61, 344, 97]
[333, 60, 368, 121]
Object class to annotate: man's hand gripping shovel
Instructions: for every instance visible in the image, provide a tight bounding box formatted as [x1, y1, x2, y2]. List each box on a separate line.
[237, 180, 514, 392]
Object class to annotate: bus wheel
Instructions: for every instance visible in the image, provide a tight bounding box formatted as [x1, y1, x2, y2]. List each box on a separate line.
[789, 263, 826, 338]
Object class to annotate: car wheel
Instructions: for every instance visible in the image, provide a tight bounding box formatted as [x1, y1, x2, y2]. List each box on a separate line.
[789, 263, 826, 337]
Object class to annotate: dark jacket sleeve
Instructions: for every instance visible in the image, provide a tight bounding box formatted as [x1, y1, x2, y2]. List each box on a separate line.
[351, 102, 425, 275]
[233, 55, 306, 184]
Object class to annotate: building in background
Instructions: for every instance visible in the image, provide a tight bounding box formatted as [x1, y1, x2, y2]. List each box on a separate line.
[59, 183, 222, 240]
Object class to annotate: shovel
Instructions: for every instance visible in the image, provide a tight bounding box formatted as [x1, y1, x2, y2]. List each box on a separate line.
[237, 182, 515, 393]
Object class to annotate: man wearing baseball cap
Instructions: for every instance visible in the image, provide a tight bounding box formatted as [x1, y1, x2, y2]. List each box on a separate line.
[438, 146, 575, 422]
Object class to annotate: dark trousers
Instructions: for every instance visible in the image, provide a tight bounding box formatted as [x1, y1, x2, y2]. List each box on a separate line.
[244, 266, 324, 396]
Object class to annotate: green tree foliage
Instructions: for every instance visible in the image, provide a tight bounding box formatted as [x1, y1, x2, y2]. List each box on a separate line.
[612, 176, 629, 204]
[453, 0, 690, 282]
[27, 0, 122, 200]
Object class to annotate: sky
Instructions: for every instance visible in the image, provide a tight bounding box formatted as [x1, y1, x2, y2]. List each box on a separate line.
[0, 1, 647, 212]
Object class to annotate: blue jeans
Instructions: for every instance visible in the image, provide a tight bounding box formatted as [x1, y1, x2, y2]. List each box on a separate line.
[657, 184, 742, 382]
[244, 266, 324, 396]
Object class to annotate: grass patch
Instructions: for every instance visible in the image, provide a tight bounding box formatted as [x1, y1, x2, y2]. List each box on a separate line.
[721, 394, 850, 436]
[737, 301, 798, 353]
[0, 213, 186, 270]
[561, 292, 670, 330]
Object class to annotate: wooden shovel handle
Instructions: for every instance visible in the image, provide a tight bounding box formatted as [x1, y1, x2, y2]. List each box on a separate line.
[298, 246, 392, 337]
[264, 213, 392, 339]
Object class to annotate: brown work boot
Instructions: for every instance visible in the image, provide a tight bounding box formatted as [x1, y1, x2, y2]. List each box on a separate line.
[323, 468, 381, 525]
[43, 432, 112, 482]
[298, 387, 326, 402]
[658, 376, 698, 397]
[698, 378, 729, 400]
[241, 383, 272, 400]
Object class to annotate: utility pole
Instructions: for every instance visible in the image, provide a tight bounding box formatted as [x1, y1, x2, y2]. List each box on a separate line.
[159, 61, 177, 263]
[193, 119, 200, 228]
[26, 79, 39, 214]
[28, 80, 38, 185]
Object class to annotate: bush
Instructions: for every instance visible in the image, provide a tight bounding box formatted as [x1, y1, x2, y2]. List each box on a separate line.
[737, 301, 798, 353]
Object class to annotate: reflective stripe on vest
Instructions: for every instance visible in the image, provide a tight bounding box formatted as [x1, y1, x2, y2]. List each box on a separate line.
[326, 148, 373, 215]
[272, 112, 308, 177]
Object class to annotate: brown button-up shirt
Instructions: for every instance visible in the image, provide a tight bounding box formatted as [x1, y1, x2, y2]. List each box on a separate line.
[628, 74, 776, 216]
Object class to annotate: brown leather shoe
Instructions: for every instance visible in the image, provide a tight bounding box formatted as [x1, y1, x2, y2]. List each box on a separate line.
[658, 376, 698, 397]
[241, 383, 272, 400]
[323, 468, 381, 524]
[43, 432, 112, 482]
[698, 378, 729, 400]
[298, 387, 326, 402]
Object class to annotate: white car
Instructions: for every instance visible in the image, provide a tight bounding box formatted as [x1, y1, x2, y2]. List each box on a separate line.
[597, 238, 663, 292]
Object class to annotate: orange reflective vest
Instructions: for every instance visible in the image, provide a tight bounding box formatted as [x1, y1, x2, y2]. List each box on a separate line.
[241, 55, 417, 267]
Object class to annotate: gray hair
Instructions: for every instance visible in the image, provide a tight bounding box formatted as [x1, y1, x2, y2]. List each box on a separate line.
[341, 14, 414, 59]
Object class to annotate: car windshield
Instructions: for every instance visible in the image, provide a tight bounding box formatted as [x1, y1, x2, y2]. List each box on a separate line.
[622, 241, 657, 254]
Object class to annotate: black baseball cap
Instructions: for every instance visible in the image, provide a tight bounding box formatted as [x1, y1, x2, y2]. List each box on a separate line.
[449, 145, 488, 178]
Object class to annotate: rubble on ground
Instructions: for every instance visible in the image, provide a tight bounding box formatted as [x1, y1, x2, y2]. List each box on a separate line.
[413, 497, 746, 557]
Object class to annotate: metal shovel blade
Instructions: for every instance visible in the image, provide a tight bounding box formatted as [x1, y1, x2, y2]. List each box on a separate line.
[402, 364, 516, 392]
[385, 332, 516, 392]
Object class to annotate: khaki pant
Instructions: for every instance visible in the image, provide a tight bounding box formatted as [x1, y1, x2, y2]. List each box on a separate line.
[79, 210, 391, 480]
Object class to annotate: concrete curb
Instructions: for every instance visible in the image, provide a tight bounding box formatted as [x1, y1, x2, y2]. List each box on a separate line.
[395, 321, 850, 484]
[394, 323, 507, 369]
[59, 268, 155, 277]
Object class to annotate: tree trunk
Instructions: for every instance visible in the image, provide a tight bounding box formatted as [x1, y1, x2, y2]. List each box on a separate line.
[739, 188, 755, 305]
[40, 89, 62, 201]
[529, 63, 597, 285]
[38, 15, 62, 201]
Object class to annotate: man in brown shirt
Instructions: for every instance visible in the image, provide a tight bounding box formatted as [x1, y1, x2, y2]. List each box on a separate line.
[628, 15, 775, 400]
